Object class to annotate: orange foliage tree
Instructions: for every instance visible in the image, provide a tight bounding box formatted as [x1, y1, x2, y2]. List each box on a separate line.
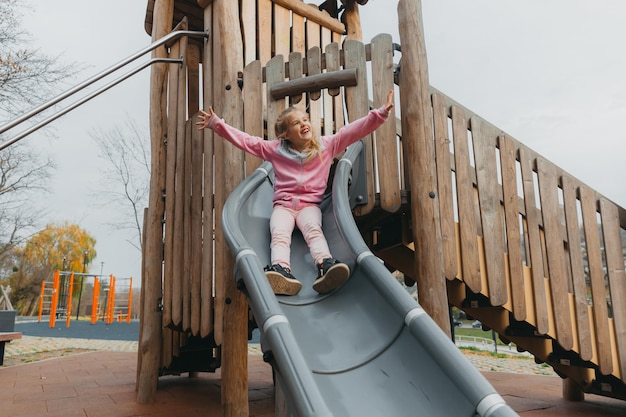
[8, 222, 96, 314]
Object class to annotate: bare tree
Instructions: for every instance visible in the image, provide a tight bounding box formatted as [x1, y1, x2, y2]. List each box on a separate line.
[0, 0, 76, 290]
[0, 0, 78, 118]
[90, 117, 150, 252]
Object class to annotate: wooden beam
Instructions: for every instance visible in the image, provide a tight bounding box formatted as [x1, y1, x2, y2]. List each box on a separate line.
[271, 0, 345, 34]
[269, 67, 357, 99]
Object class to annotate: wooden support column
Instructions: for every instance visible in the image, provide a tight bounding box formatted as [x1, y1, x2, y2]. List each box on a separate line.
[397, 0, 450, 334]
[137, 0, 174, 404]
[212, 1, 249, 415]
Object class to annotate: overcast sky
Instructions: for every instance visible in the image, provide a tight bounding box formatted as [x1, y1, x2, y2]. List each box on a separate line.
[12, 1, 626, 283]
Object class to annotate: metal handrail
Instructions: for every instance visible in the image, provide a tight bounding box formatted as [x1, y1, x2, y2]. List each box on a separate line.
[0, 29, 208, 146]
[0, 57, 182, 151]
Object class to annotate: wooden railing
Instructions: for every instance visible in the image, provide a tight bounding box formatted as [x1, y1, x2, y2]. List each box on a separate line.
[379, 84, 626, 396]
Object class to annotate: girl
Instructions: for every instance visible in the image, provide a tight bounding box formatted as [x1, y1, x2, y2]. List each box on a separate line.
[196, 90, 394, 295]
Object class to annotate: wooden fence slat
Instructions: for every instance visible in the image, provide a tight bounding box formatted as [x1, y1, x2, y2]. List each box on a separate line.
[451, 106, 480, 292]
[292, 12, 305, 54]
[171, 33, 189, 328]
[242, 0, 256, 65]
[580, 185, 613, 375]
[471, 117, 507, 306]
[325, 43, 340, 97]
[600, 198, 626, 379]
[162, 41, 181, 329]
[306, 46, 322, 101]
[432, 94, 457, 281]
[321, 28, 333, 136]
[274, 4, 291, 58]
[343, 39, 375, 216]
[332, 32, 345, 131]
[258, 0, 272, 65]
[519, 147, 550, 335]
[498, 135, 526, 320]
[561, 175, 593, 361]
[371, 34, 400, 213]
[190, 119, 203, 336]
[182, 121, 193, 332]
[200, 4, 214, 338]
[266, 55, 286, 140]
[537, 158, 573, 350]
[288, 52, 304, 105]
[244, 60, 264, 175]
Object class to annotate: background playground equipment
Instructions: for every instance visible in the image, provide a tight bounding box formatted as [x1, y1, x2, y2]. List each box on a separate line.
[38, 271, 133, 328]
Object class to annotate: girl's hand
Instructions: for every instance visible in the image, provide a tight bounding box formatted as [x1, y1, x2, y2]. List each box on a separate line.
[384, 90, 394, 112]
[196, 106, 216, 130]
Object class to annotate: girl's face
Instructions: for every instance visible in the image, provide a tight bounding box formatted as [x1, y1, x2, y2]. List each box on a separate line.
[282, 110, 313, 151]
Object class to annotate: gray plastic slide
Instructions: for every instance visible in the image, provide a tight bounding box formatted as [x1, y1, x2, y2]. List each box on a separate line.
[222, 140, 519, 417]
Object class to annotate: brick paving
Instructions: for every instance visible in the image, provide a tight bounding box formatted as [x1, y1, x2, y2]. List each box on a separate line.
[1, 336, 626, 416]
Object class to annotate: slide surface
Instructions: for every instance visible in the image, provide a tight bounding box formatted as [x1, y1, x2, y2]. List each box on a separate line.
[222, 141, 518, 417]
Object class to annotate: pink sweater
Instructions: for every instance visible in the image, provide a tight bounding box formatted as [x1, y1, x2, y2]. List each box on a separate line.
[208, 107, 389, 210]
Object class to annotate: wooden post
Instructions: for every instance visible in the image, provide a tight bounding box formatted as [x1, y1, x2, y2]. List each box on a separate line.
[137, 0, 174, 404]
[343, 0, 362, 41]
[212, 1, 249, 415]
[397, 0, 450, 334]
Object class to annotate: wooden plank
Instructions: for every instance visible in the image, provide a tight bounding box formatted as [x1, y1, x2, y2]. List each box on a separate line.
[266, 55, 286, 140]
[498, 135, 526, 320]
[343, 39, 375, 216]
[519, 147, 549, 335]
[537, 158, 572, 350]
[274, 3, 291, 58]
[271, 0, 345, 34]
[182, 121, 192, 332]
[331, 31, 344, 131]
[172, 33, 189, 329]
[472, 118, 507, 306]
[432, 93, 457, 281]
[325, 43, 340, 97]
[291, 11, 305, 54]
[306, 46, 323, 158]
[162, 40, 180, 329]
[288, 52, 304, 106]
[561, 174, 593, 361]
[244, 60, 264, 175]
[371, 34, 400, 213]
[242, 0, 256, 65]
[190, 119, 203, 336]
[451, 105, 480, 293]
[580, 185, 613, 375]
[200, 4, 214, 339]
[321, 27, 333, 137]
[258, 0, 272, 65]
[600, 198, 626, 379]
[306, 46, 322, 101]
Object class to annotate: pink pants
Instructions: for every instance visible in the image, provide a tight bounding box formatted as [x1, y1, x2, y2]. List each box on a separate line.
[269, 204, 331, 269]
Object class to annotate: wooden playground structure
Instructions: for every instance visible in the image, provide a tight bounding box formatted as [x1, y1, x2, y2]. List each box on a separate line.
[38, 271, 133, 327]
[136, 0, 626, 414]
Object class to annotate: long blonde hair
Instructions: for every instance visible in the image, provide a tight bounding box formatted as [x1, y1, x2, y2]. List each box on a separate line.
[275, 106, 323, 162]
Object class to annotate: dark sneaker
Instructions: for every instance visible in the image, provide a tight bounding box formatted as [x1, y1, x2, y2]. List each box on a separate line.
[264, 264, 302, 296]
[313, 258, 350, 294]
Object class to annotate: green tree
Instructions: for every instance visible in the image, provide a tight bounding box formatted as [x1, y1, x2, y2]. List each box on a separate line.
[8, 222, 96, 314]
